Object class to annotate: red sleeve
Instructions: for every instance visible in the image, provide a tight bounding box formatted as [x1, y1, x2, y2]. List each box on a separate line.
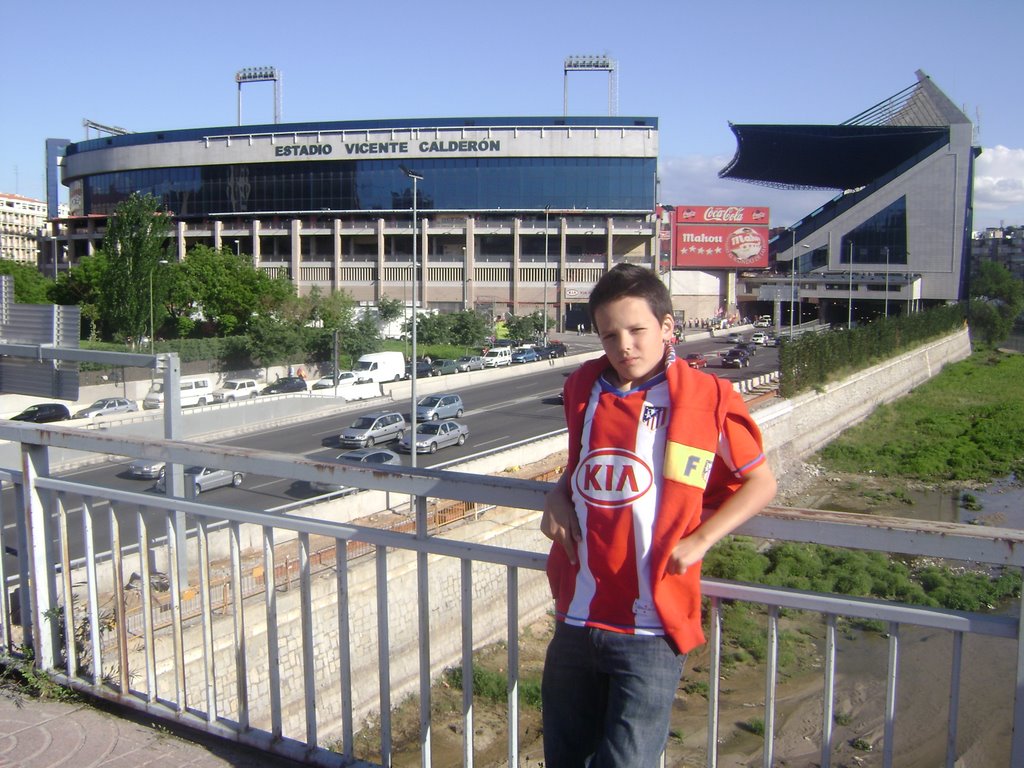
[703, 389, 766, 510]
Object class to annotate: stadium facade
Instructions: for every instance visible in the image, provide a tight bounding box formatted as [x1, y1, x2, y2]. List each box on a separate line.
[52, 116, 659, 331]
[721, 70, 978, 326]
[46, 70, 975, 330]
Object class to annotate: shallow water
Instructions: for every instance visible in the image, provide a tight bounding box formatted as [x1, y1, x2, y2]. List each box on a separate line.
[806, 475, 1024, 529]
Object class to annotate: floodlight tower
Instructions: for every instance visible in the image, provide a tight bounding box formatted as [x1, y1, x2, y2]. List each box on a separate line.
[563, 54, 618, 116]
[235, 66, 282, 125]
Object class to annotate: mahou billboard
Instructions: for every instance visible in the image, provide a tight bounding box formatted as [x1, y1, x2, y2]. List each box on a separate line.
[668, 205, 770, 269]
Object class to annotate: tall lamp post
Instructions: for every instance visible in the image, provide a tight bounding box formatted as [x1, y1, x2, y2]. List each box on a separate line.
[149, 259, 169, 354]
[543, 206, 550, 340]
[847, 241, 854, 329]
[790, 230, 797, 338]
[401, 165, 423, 469]
[883, 246, 890, 318]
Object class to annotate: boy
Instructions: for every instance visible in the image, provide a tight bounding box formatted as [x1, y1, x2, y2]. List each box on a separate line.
[540, 264, 777, 767]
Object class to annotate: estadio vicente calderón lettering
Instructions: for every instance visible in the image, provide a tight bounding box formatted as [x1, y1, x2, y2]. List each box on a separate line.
[273, 139, 503, 159]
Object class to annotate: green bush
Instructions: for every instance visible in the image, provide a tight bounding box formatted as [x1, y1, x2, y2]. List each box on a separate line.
[779, 305, 965, 397]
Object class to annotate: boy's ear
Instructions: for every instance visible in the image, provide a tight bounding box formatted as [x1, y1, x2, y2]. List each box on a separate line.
[661, 314, 675, 339]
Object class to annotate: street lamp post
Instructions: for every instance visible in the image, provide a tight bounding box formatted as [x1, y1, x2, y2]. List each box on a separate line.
[401, 166, 423, 469]
[790, 230, 797, 338]
[847, 241, 854, 329]
[543, 206, 550, 340]
[149, 259, 169, 354]
[883, 246, 890, 318]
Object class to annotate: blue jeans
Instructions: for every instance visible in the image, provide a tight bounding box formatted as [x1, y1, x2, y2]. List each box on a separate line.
[541, 622, 686, 768]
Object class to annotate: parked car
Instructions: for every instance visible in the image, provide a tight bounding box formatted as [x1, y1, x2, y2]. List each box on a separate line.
[398, 419, 469, 454]
[511, 348, 540, 364]
[455, 355, 485, 372]
[127, 458, 165, 479]
[416, 393, 464, 421]
[684, 353, 708, 370]
[155, 465, 244, 494]
[721, 349, 751, 368]
[310, 447, 402, 494]
[430, 359, 460, 376]
[338, 411, 406, 447]
[311, 371, 363, 390]
[405, 360, 433, 379]
[753, 316, 773, 328]
[212, 378, 259, 402]
[74, 397, 139, 419]
[261, 376, 308, 395]
[536, 341, 569, 359]
[481, 347, 513, 367]
[9, 403, 71, 423]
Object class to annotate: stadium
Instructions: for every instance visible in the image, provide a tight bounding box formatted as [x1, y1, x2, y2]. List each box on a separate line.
[47, 69, 975, 329]
[722, 70, 978, 326]
[53, 115, 659, 332]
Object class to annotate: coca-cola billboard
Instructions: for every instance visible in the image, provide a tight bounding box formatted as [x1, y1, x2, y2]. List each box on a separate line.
[667, 205, 770, 269]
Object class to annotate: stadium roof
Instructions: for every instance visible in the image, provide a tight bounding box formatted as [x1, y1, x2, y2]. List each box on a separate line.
[719, 70, 970, 191]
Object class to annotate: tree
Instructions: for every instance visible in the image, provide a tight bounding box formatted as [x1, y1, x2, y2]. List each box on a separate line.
[504, 312, 545, 342]
[969, 260, 1024, 346]
[377, 295, 404, 328]
[246, 314, 308, 370]
[169, 245, 294, 336]
[448, 310, 490, 347]
[49, 252, 110, 340]
[93, 193, 172, 342]
[0, 258, 54, 304]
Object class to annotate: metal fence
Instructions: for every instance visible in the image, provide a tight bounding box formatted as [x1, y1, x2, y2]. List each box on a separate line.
[2, 420, 1023, 767]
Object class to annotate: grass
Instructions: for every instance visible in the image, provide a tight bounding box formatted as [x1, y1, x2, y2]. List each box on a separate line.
[817, 351, 1024, 484]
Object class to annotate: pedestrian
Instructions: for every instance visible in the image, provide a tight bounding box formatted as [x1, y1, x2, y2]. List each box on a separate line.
[540, 263, 777, 767]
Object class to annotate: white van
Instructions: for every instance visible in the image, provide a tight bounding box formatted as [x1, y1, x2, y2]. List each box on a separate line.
[481, 347, 512, 367]
[143, 374, 216, 410]
[355, 352, 405, 384]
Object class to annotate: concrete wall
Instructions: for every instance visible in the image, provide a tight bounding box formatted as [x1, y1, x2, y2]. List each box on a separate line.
[755, 327, 973, 476]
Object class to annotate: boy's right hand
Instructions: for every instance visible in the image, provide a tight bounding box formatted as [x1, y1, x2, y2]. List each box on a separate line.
[541, 477, 581, 565]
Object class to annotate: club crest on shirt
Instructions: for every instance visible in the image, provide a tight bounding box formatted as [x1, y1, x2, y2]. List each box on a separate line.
[573, 448, 654, 508]
[641, 404, 667, 430]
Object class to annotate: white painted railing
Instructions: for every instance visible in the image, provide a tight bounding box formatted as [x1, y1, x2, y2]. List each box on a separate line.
[1, 422, 1022, 767]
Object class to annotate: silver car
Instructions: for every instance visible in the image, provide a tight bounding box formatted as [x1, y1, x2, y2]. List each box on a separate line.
[415, 393, 464, 421]
[74, 397, 139, 419]
[398, 420, 469, 454]
[127, 458, 165, 479]
[155, 465, 244, 494]
[455, 355, 485, 372]
[338, 411, 406, 447]
[311, 448, 401, 494]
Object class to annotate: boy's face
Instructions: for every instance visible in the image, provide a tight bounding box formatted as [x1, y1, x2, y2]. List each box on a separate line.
[593, 296, 674, 390]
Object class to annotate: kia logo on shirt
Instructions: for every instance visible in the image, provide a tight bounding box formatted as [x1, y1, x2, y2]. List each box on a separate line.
[573, 448, 654, 508]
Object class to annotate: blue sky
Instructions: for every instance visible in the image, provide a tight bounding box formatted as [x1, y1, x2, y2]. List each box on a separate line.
[6, 0, 1021, 231]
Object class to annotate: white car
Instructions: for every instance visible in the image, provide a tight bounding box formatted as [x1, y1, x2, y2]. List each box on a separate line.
[751, 332, 769, 346]
[311, 371, 363, 390]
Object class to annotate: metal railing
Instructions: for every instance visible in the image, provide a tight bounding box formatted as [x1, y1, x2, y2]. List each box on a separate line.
[1, 421, 1022, 767]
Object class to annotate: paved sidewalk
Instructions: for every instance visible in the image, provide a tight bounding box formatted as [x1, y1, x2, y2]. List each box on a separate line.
[0, 691, 306, 768]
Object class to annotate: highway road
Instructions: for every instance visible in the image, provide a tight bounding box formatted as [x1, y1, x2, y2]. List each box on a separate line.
[1, 335, 778, 573]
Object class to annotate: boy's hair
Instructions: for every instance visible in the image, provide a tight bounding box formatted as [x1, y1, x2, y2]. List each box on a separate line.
[588, 264, 673, 329]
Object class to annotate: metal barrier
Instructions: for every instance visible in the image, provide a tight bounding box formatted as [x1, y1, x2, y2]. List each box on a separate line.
[1, 421, 1023, 767]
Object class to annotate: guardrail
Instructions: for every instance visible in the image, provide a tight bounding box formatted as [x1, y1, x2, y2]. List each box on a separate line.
[1, 413, 1022, 767]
